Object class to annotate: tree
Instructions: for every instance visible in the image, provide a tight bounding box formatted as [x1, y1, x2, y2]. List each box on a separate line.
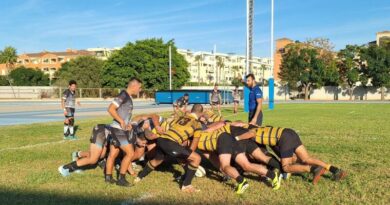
[0, 46, 17, 73]
[231, 77, 242, 87]
[102, 38, 190, 90]
[360, 45, 390, 100]
[216, 56, 225, 84]
[54, 56, 104, 88]
[279, 44, 327, 100]
[8, 66, 49, 86]
[337, 45, 366, 100]
[194, 54, 203, 86]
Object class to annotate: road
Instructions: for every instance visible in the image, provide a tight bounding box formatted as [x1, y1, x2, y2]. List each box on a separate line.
[0, 100, 172, 126]
[0, 99, 388, 126]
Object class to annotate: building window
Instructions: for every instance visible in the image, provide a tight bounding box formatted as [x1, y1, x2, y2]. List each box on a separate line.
[43, 59, 49, 63]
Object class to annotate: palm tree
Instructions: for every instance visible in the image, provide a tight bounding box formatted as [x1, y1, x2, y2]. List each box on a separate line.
[216, 56, 225, 84]
[232, 65, 240, 78]
[194, 54, 203, 86]
[0, 46, 17, 97]
[0, 46, 17, 74]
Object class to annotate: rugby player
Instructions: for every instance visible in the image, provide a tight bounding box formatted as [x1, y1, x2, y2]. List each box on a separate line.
[173, 93, 189, 117]
[58, 124, 110, 176]
[104, 77, 142, 187]
[135, 104, 204, 193]
[210, 85, 222, 115]
[61, 80, 80, 140]
[238, 125, 347, 184]
[194, 121, 281, 192]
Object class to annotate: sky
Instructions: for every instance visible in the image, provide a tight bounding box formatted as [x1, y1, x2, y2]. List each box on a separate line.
[0, 0, 389, 57]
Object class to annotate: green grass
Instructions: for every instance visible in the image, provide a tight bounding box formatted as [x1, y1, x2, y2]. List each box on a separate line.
[0, 104, 389, 205]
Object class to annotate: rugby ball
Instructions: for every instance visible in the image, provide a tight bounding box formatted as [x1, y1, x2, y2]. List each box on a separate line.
[195, 166, 206, 177]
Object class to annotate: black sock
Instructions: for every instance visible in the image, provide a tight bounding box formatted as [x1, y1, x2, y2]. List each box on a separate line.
[138, 161, 155, 179]
[182, 165, 197, 187]
[235, 175, 244, 184]
[105, 174, 113, 180]
[310, 165, 318, 173]
[64, 161, 78, 172]
[329, 166, 339, 174]
[265, 170, 276, 179]
[118, 174, 126, 180]
[268, 158, 281, 171]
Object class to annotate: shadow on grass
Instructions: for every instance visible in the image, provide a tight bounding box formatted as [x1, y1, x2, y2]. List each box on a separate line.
[0, 187, 121, 205]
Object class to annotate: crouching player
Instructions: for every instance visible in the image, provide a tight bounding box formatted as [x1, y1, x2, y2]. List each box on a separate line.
[194, 121, 281, 193]
[238, 125, 347, 184]
[58, 124, 110, 176]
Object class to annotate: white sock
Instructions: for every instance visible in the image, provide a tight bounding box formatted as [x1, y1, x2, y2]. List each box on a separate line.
[64, 126, 69, 135]
[69, 126, 74, 135]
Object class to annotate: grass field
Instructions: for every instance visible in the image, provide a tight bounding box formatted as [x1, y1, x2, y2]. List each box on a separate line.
[0, 103, 389, 205]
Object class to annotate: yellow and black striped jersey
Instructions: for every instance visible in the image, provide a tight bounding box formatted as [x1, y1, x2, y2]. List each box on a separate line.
[160, 113, 202, 144]
[204, 110, 223, 123]
[194, 123, 231, 152]
[151, 117, 175, 135]
[249, 126, 285, 146]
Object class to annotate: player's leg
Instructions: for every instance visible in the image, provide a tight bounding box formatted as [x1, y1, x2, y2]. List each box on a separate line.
[247, 141, 282, 171]
[116, 143, 134, 186]
[105, 144, 120, 183]
[63, 117, 70, 139]
[135, 148, 165, 182]
[68, 108, 76, 139]
[217, 103, 221, 115]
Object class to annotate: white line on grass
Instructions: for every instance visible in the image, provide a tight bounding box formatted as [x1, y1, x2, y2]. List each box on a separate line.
[0, 139, 78, 152]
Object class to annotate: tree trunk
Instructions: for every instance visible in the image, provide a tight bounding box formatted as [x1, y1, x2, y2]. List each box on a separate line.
[381, 86, 385, 101]
[304, 85, 310, 100]
[349, 85, 353, 101]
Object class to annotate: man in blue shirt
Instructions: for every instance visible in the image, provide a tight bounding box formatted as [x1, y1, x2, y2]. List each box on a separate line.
[245, 74, 263, 126]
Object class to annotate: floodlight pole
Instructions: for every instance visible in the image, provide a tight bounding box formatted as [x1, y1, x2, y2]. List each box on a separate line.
[169, 45, 172, 90]
[269, 0, 275, 110]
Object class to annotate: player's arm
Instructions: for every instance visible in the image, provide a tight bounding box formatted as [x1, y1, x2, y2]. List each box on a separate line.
[108, 93, 126, 129]
[234, 130, 256, 141]
[205, 121, 225, 132]
[189, 137, 200, 151]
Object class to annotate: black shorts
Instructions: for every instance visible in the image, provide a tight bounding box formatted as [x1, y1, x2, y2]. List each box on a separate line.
[216, 132, 234, 155]
[271, 128, 302, 158]
[156, 138, 192, 160]
[65, 107, 75, 118]
[232, 140, 247, 159]
[233, 100, 239, 104]
[89, 124, 108, 148]
[211, 101, 220, 105]
[110, 127, 135, 148]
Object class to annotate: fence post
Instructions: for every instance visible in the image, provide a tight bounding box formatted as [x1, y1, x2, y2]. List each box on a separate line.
[99, 88, 102, 98]
[59, 87, 62, 98]
[80, 88, 82, 98]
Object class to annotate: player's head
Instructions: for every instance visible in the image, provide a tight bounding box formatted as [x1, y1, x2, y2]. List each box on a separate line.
[245, 73, 256, 87]
[191, 104, 204, 117]
[235, 85, 239, 90]
[214, 84, 218, 90]
[184, 93, 189, 100]
[68, 80, 77, 91]
[127, 77, 142, 95]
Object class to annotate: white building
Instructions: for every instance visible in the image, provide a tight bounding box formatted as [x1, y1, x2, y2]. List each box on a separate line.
[178, 49, 272, 85]
[86, 47, 121, 60]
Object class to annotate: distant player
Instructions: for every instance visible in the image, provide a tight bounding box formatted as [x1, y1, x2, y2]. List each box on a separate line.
[61, 80, 80, 140]
[173, 93, 189, 117]
[245, 74, 263, 126]
[232, 86, 240, 114]
[210, 84, 222, 115]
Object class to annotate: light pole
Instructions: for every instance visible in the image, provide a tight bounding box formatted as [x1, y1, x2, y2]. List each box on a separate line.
[244, 0, 253, 113]
[169, 45, 172, 90]
[268, 0, 275, 110]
